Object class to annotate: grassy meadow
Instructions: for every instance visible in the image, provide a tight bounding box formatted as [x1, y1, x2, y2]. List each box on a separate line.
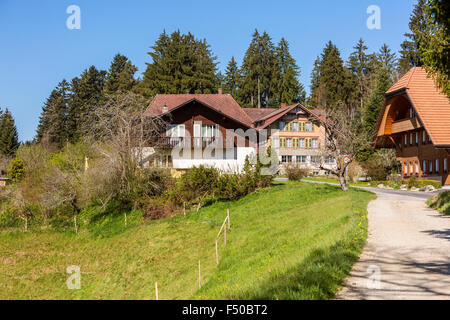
[0, 182, 375, 300]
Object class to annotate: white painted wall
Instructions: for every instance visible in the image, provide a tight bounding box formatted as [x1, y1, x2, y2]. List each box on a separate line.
[140, 147, 256, 173]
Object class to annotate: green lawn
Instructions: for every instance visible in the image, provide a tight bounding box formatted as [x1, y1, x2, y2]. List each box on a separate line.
[0, 182, 375, 300]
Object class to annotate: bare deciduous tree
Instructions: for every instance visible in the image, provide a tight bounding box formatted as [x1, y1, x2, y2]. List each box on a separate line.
[313, 104, 369, 191]
[83, 92, 167, 203]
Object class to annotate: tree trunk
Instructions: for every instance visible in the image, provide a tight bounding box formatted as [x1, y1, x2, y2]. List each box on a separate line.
[338, 173, 349, 191]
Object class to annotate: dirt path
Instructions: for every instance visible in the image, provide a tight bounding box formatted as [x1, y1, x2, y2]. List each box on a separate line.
[337, 189, 450, 300]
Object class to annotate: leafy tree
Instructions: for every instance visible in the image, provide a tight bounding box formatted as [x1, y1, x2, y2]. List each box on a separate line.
[67, 66, 106, 142]
[223, 57, 240, 98]
[36, 80, 70, 148]
[275, 38, 305, 104]
[0, 109, 20, 156]
[140, 30, 219, 97]
[104, 53, 138, 94]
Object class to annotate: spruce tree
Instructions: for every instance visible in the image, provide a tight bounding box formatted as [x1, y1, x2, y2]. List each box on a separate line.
[348, 39, 373, 109]
[36, 80, 70, 148]
[238, 30, 278, 108]
[309, 41, 357, 112]
[223, 57, 240, 98]
[377, 44, 397, 74]
[0, 109, 19, 156]
[358, 67, 393, 161]
[104, 54, 138, 94]
[140, 30, 219, 97]
[398, 0, 430, 73]
[363, 68, 393, 136]
[67, 66, 106, 142]
[275, 38, 305, 104]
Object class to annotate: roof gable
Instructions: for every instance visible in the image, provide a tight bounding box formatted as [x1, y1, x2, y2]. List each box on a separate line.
[375, 67, 450, 147]
[147, 94, 254, 127]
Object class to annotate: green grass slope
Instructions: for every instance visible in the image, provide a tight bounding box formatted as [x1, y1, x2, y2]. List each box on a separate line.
[0, 182, 375, 300]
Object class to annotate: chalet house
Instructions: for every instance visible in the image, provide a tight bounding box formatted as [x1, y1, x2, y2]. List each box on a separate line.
[248, 104, 335, 175]
[373, 67, 450, 186]
[145, 91, 332, 173]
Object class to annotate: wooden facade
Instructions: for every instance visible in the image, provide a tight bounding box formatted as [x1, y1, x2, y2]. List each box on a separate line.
[374, 68, 450, 185]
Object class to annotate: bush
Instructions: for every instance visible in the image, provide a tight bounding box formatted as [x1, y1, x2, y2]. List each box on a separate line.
[171, 166, 219, 204]
[348, 161, 363, 183]
[427, 191, 450, 214]
[8, 158, 25, 182]
[361, 160, 389, 181]
[283, 163, 309, 181]
[216, 173, 247, 201]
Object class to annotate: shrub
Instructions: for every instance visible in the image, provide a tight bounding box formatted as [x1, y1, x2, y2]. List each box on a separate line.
[348, 161, 363, 183]
[361, 160, 389, 181]
[216, 173, 247, 201]
[427, 191, 450, 214]
[169, 166, 219, 205]
[8, 158, 25, 182]
[283, 163, 309, 181]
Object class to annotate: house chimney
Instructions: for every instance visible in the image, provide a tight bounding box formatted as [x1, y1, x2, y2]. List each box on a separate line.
[281, 103, 286, 108]
[162, 103, 168, 113]
[218, 88, 222, 95]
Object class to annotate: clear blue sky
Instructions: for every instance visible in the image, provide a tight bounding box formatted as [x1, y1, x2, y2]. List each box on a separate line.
[0, 0, 415, 142]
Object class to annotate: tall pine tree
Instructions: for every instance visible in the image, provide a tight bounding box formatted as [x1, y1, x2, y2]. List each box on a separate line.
[275, 38, 305, 104]
[309, 41, 357, 112]
[223, 57, 240, 98]
[238, 30, 278, 108]
[104, 53, 138, 94]
[0, 109, 19, 156]
[348, 39, 376, 109]
[36, 80, 70, 148]
[140, 30, 219, 97]
[67, 66, 106, 142]
[398, 0, 430, 73]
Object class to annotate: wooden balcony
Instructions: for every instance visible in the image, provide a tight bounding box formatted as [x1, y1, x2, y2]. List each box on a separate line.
[156, 137, 219, 148]
[391, 117, 421, 134]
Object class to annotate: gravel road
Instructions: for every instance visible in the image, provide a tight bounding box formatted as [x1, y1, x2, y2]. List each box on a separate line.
[337, 188, 450, 299]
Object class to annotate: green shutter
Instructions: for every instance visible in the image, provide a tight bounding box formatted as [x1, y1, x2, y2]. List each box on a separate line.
[312, 123, 315, 132]
[280, 138, 286, 147]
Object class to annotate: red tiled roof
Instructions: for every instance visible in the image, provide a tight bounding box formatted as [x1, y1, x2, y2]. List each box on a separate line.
[382, 67, 450, 146]
[242, 108, 278, 122]
[148, 94, 328, 131]
[147, 94, 254, 127]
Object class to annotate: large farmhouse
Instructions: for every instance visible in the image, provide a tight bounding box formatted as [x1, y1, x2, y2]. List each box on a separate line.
[144, 90, 332, 173]
[373, 67, 450, 185]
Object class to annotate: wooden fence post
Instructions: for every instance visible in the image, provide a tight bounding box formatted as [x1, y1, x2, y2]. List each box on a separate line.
[198, 260, 201, 289]
[183, 202, 186, 217]
[124, 212, 127, 228]
[215, 240, 219, 265]
[74, 216, 78, 234]
[227, 209, 230, 230]
[155, 281, 159, 300]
